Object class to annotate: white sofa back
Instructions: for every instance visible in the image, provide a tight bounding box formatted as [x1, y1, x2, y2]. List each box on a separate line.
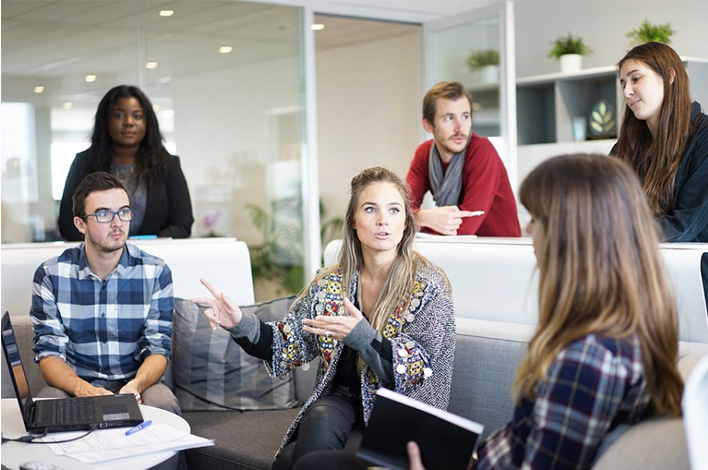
[324, 238, 708, 344]
[1, 237, 255, 318]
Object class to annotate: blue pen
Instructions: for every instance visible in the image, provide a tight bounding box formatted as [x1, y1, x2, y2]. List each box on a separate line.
[125, 419, 152, 436]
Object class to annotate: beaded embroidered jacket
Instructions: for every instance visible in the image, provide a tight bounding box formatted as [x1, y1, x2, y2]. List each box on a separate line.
[266, 259, 456, 457]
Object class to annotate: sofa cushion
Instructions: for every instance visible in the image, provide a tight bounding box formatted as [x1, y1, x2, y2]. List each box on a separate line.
[172, 296, 298, 412]
[184, 408, 301, 470]
[450, 318, 533, 441]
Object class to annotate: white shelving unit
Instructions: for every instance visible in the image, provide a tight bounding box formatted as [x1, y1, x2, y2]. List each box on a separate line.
[468, 83, 501, 138]
[516, 65, 621, 146]
[515, 57, 708, 186]
[516, 57, 708, 147]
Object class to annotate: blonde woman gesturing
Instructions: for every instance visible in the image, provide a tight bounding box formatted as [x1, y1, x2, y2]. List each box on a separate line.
[192, 167, 455, 470]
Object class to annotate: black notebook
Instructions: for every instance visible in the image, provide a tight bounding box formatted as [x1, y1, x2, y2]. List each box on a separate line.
[357, 388, 484, 470]
[1, 312, 143, 433]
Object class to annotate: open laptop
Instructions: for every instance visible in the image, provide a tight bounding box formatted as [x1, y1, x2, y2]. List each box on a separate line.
[1, 311, 143, 433]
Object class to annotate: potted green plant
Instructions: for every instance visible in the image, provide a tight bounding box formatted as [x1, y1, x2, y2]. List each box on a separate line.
[626, 20, 674, 46]
[466, 49, 500, 84]
[245, 199, 343, 298]
[549, 33, 592, 74]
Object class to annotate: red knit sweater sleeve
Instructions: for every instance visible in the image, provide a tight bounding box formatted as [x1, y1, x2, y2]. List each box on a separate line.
[457, 135, 520, 236]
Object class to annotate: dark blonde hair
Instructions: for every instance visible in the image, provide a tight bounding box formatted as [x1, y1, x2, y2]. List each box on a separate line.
[422, 81, 473, 125]
[517, 154, 683, 416]
[305, 167, 423, 332]
[616, 42, 692, 215]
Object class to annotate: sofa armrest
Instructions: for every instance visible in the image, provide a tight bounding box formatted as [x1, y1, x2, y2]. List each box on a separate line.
[1, 315, 46, 398]
[592, 417, 689, 470]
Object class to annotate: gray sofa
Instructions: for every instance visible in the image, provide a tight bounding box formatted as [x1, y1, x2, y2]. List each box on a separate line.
[3, 314, 705, 470]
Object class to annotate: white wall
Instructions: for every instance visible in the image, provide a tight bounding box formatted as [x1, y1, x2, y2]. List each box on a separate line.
[316, 31, 422, 221]
[173, 56, 303, 244]
[514, 0, 708, 78]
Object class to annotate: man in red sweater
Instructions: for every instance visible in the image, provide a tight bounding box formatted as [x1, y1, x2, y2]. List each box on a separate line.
[407, 82, 520, 236]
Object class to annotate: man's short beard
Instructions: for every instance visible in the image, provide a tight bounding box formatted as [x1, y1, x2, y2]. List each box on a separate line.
[87, 231, 126, 254]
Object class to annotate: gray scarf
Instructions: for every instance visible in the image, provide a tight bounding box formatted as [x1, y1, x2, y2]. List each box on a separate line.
[428, 136, 469, 207]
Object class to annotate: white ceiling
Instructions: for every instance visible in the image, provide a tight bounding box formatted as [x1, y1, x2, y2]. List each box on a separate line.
[1, 1, 300, 106]
[1, 0, 482, 109]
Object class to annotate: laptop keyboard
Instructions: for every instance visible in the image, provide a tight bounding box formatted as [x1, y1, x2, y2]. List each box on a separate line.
[50, 398, 95, 425]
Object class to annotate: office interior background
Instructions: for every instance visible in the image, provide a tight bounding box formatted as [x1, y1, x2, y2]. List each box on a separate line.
[2, 0, 708, 297]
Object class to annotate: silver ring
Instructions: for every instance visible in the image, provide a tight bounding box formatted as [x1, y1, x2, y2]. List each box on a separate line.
[325, 330, 332, 339]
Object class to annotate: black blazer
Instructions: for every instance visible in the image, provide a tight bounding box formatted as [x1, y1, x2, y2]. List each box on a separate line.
[58, 149, 194, 241]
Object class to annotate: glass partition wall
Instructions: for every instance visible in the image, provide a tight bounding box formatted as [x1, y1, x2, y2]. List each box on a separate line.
[423, 2, 516, 186]
[2, 0, 309, 298]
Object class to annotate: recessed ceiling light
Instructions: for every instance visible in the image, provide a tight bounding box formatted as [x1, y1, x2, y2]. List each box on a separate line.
[85, 74, 97, 82]
[146, 62, 158, 70]
[219, 46, 233, 54]
[311, 23, 325, 31]
[159, 10, 174, 17]
[63, 102, 73, 109]
[34, 86, 44, 94]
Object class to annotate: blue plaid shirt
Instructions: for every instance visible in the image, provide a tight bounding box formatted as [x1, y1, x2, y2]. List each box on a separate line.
[477, 334, 652, 470]
[31, 243, 174, 385]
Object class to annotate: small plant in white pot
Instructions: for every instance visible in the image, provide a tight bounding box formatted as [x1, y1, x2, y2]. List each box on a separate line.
[466, 49, 500, 84]
[549, 33, 592, 74]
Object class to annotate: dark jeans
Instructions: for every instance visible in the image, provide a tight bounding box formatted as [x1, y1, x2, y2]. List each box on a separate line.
[273, 395, 364, 470]
[292, 450, 369, 470]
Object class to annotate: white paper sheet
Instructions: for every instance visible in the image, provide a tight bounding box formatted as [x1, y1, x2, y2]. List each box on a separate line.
[42, 423, 213, 463]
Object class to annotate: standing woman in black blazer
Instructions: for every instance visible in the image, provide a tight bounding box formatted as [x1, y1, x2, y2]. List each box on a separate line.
[58, 85, 194, 240]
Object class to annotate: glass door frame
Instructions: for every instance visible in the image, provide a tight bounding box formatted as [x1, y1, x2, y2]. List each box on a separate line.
[301, 6, 322, 281]
[299, 4, 430, 279]
[421, 1, 518, 189]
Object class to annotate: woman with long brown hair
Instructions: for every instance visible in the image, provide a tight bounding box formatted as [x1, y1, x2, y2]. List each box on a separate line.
[473, 154, 684, 468]
[614, 41, 708, 242]
[192, 166, 455, 469]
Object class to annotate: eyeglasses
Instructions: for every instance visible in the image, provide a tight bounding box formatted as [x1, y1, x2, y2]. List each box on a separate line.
[83, 208, 134, 223]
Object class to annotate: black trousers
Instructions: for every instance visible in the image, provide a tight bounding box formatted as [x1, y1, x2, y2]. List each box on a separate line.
[292, 450, 368, 470]
[273, 394, 364, 470]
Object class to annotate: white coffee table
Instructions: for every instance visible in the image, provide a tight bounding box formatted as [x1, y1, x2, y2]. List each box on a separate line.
[1, 398, 190, 470]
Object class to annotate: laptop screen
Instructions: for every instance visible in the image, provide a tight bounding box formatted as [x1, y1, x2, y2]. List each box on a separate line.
[2, 312, 34, 423]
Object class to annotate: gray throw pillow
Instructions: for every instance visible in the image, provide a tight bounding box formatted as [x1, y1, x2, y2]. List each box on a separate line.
[172, 296, 298, 411]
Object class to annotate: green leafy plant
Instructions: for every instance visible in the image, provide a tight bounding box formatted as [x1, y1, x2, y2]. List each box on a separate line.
[548, 33, 592, 59]
[466, 49, 500, 71]
[246, 199, 343, 296]
[246, 200, 303, 295]
[627, 20, 674, 45]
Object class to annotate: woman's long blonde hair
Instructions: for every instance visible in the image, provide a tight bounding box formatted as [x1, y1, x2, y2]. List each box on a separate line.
[303, 167, 422, 332]
[516, 154, 683, 416]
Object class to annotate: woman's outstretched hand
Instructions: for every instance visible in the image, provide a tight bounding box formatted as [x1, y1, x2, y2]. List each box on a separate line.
[190, 278, 243, 331]
[302, 297, 364, 341]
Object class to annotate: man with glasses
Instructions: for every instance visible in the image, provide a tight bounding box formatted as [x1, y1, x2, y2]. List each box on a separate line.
[30, 172, 180, 414]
